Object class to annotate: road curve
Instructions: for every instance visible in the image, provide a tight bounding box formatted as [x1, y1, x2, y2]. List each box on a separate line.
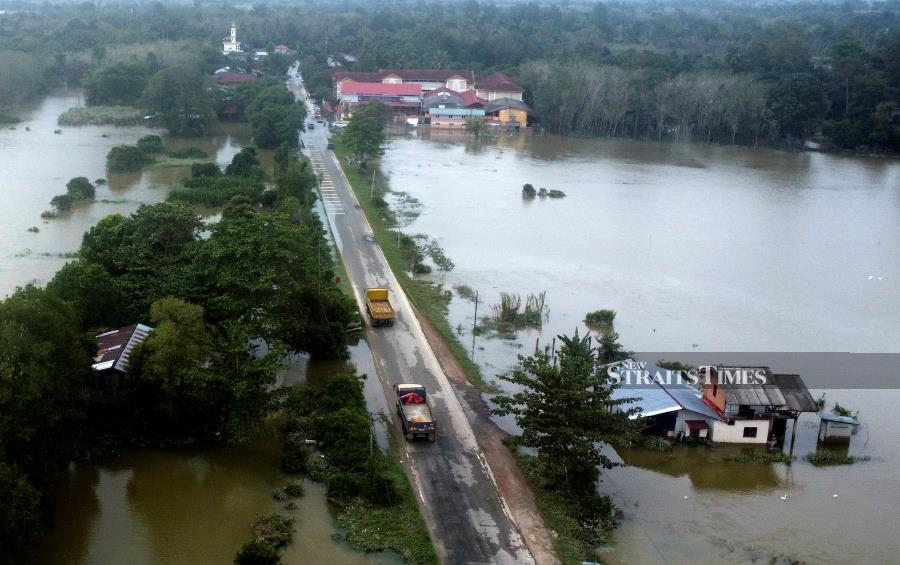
[289, 69, 535, 565]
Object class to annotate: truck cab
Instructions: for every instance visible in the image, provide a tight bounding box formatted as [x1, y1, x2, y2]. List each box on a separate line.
[395, 384, 436, 442]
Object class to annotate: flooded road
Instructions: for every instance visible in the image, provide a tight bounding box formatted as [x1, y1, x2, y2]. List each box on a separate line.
[381, 132, 900, 564]
[0, 88, 247, 296]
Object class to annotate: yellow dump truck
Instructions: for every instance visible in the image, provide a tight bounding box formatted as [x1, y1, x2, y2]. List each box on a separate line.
[365, 287, 395, 326]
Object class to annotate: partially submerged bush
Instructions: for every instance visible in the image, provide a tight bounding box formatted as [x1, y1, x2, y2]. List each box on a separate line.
[251, 514, 294, 548]
[805, 449, 869, 466]
[547, 189, 566, 198]
[724, 450, 794, 464]
[137, 134, 164, 154]
[478, 291, 548, 337]
[643, 436, 672, 452]
[455, 284, 476, 301]
[284, 483, 305, 498]
[522, 183, 536, 198]
[234, 539, 280, 565]
[66, 176, 96, 200]
[50, 193, 74, 212]
[585, 309, 616, 331]
[107, 144, 152, 172]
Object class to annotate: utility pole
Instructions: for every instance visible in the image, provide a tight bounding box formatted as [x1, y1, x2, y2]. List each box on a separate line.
[370, 169, 376, 199]
[471, 290, 479, 357]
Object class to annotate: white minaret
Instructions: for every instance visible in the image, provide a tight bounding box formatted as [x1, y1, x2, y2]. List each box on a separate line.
[223, 21, 242, 55]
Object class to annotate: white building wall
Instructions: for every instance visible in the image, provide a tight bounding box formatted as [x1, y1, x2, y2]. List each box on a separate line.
[711, 419, 771, 444]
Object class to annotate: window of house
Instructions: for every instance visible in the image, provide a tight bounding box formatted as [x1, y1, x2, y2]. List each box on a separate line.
[743, 427, 758, 438]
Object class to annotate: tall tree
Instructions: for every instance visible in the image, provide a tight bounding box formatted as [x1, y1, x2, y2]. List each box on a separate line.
[140, 65, 214, 136]
[492, 331, 637, 496]
[342, 100, 390, 167]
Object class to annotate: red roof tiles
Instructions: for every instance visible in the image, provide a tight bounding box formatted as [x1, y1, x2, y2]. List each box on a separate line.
[340, 82, 422, 96]
[475, 72, 523, 93]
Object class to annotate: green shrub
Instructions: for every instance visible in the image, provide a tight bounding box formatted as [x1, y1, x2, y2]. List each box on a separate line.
[66, 176, 95, 200]
[643, 436, 672, 452]
[326, 471, 362, 500]
[522, 183, 536, 198]
[585, 309, 616, 329]
[281, 437, 310, 474]
[107, 144, 151, 172]
[360, 472, 400, 506]
[284, 483, 305, 498]
[50, 194, 74, 212]
[234, 540, 280, 565]
[191, 162, 221, 177]
[137, 134, 164, 154]
[805, 449, 869, 466]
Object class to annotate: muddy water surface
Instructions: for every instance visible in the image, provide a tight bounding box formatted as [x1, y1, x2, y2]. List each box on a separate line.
[381, 132, 900, 564]
[0, 88, 247, 296]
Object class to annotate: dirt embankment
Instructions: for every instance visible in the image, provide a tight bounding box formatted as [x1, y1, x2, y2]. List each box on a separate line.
[412, 308, 561, 565]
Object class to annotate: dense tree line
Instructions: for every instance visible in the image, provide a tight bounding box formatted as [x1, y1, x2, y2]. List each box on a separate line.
[3, 1, 896, 149]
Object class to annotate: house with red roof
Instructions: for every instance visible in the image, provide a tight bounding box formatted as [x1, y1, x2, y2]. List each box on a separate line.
[215, 71, 257, 85]
[337, 82, 423, 119]
[474, 72, 524, 101]
[273, 44, 290, 54]
[333, 69, 475, 97]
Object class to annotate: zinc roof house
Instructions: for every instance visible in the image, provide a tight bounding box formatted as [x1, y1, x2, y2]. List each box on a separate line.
[612, 360, 817, 445]
[92, 324, 152, 393]
[93, 324, 152, 373]
[611, 361, 725, 441]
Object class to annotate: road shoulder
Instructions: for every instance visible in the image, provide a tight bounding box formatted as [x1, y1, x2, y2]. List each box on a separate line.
[412, 307, 561, 565]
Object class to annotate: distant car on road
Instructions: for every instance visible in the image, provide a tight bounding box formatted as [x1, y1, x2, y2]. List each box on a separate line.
[307, 123, 314, 130]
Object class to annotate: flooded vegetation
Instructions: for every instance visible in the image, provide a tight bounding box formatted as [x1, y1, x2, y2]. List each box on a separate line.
[381, 132, 900, 563]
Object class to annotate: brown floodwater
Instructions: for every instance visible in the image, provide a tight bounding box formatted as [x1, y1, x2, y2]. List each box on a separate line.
[381, 131, 900, 564]
[3, 91, 399, 564]
[0, 88, 248, 296]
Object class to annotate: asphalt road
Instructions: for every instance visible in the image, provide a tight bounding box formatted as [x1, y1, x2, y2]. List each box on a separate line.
[287, 68, 535, 565]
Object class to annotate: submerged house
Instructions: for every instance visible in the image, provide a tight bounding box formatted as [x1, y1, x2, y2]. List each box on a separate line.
[92, 324, 152, 392]
[612, 362, 725, 441]
[613, 361, 817, 444]
[701, 367, 817, 444]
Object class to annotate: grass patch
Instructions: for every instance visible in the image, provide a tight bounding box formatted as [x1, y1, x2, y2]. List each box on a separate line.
[0, 112, 20, 124]
[337, 437, 438, 565]
[513, 450, 613, 564]
[332, 137, 491, 390]
[723, 450, 795, 464]
[804, 449, 870, 466]
[476, 291, 548, 338]
[58, 105, 144, 126]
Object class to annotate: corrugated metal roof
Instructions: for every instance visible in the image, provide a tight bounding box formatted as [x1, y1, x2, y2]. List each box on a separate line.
[612, 383, 681, 420]
[820, 414, 859, 425]
[718, 367, 787, 407]
[93, 323, 152, 373]
[771, 373, 818, 412]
